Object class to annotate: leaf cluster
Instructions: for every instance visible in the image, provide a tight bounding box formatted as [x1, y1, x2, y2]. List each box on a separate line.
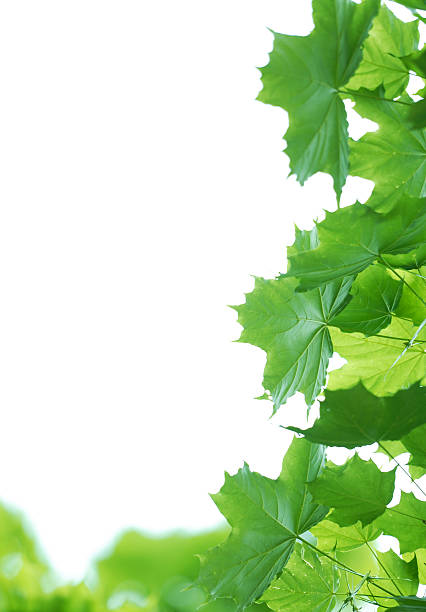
[198, 1, 426, 610]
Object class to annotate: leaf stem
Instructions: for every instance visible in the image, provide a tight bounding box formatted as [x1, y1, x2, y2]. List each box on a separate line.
[377, 442, 426, 497]
[379, 256, 426, 308]
[365, 541, 403, 596]
[338, 89, 413, 106]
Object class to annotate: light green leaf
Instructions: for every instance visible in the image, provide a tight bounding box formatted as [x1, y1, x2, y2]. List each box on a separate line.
[261, 545, 340, 612]
[347, 6, 419, 97]
[309, 454, 395, 527]
[288, 383, 426, 448]
[234, 275, 352, 410]
[350, 91, 426, 213]
[330, 264, 402, 336]
[257, 0, 379, 198]
[197, 439, 328, 610]
[393, 267, 426, 326]
[374, 493, 426, 554]
[311, 520, 381, 552]
[286, 198, 426, 291]
[385, 245, 426, 270]
[328, 319, 426, 396]
[361, 549, 418, 606]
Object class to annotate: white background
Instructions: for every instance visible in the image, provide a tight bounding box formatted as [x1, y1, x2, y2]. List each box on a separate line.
[0, 0, 419, 581]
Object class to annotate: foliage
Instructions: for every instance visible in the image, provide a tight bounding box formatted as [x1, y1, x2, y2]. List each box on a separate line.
[199, 1, 426, 610]
[0, 501, 255, 612]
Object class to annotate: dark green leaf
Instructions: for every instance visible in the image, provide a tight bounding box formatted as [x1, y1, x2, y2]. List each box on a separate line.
[257, 0, 379, 198]
[234, 275, 352, 410]
[401, 47, 426, 79]
[408, 99, 426, 130]
[403, 424, 426, 470]
[330, 264, 402, 335]
[374, 493, 426, 554]
[286, 198, 426, 290]
[197, 439, 328, 610]
[288, 383, 426, 448]
[391, 596, 426, 610]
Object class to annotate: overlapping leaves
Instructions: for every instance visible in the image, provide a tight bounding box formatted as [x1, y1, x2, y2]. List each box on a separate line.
[202, 2, 426, 611]
[197, 439, 328, 610]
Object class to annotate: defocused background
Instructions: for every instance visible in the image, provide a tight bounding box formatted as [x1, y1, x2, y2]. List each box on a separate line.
[0, 0, 419, 604]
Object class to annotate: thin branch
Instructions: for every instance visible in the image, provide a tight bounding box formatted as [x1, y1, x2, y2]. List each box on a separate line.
[377, 441, 426, 497]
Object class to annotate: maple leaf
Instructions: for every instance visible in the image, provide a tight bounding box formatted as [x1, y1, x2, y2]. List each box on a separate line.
[330, 264, 403, 336]
[197, 438, 328, 610]
[257, 0, 379, 199]
[374, 493, 426, 554]
[286, 197, 426, 291]
[328, 319, 426, 396]
[311, 519, 381, 552]
[308, 454, 395, 526]
[347, 6, 419, 98]
[288, 383, 426, 448]
[349, 90, 426, 213]
[260, 544, 340, 612]
[233, 275, 352, 410]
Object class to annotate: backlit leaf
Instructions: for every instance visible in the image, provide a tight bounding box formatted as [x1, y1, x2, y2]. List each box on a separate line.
[309, 454, 395, 526]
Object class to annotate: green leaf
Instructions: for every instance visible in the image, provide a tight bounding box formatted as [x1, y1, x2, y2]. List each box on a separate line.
[328, 319, 426, 396]
[408, 99, 426, 130]
[287, 383, 426, 448]
[361, 550, 419, 605]
[261, 545, 340, 612]
[393, 267, 426, 326]
[197, 439, 328, 610]
[286, 226, 318, 259]
[234, 275, 352, 410]
[401, 48, 426, 80]
[330, 264, 402, 336]
[374, 493, 426, 554]
[309, 454, 395, 527]
[391, 596, 426, 610]
[347, 6, 419, 97]
[257, 0, 379, 198]
[384, 245, 426, 270]
[403, 424, 426, 470]
[350, 92, 426, 213]
[311, 519, 381, 552]
[286, 198, 426, 291]
[392, 0, 426, 9]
